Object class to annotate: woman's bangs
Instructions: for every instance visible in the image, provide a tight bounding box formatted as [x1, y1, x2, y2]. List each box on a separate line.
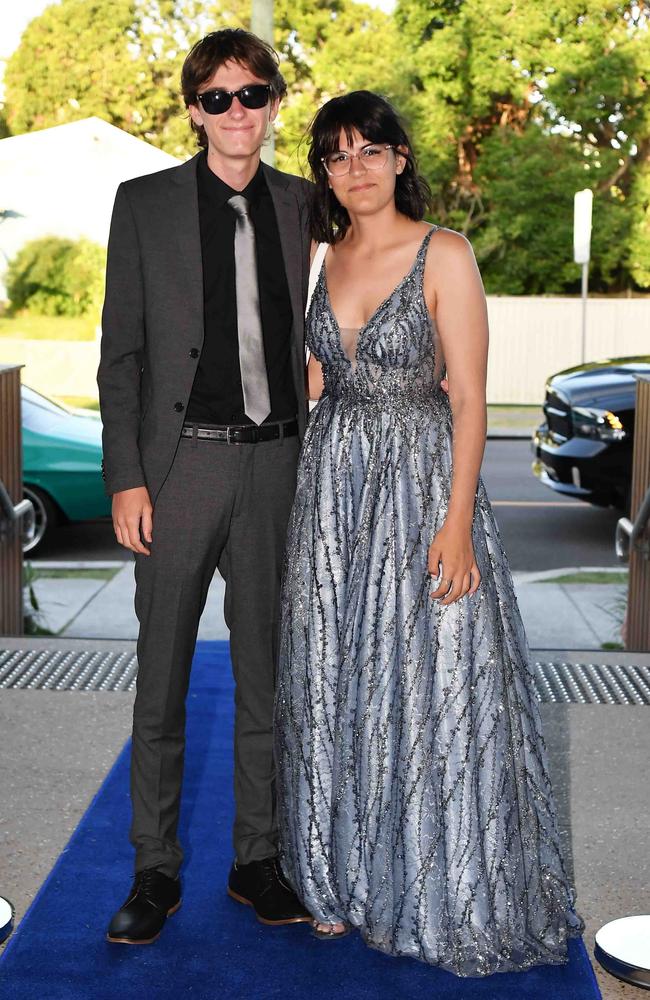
[315, 105, 389, 157]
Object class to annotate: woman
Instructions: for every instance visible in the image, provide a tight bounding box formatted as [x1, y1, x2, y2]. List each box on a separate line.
[274, 91, 583, 976]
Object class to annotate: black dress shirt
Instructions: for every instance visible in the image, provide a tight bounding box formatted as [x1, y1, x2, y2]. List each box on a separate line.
[186, 152, 297, 425]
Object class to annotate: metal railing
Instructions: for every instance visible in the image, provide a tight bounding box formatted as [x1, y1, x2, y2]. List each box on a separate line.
[0, 364, 32, 635]
[616, 375, 650, 650]
[616, 488, 650, 563]
[0, 480, 32, 539]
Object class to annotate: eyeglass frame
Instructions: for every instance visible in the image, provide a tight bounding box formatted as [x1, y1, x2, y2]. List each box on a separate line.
[194, 84, 272, 116]
[320, 143, 398, 177]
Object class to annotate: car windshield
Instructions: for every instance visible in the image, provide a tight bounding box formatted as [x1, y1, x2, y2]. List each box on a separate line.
[22, 385, 73, 432]
[22, 385, 71, 414]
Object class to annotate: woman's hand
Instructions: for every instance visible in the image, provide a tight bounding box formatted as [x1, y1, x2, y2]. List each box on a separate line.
[428, 520, 481, 605]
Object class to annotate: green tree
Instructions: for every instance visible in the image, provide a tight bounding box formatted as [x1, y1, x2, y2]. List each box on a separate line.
[7, 237, 106, 317]
[273, 0, 409, 174]
[627, 162, 650, 287]
[3, 0, 208, 158]
[395, 0, 650, 293]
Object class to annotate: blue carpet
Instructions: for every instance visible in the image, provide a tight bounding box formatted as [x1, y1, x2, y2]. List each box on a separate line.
[0, 641, 600, 1000]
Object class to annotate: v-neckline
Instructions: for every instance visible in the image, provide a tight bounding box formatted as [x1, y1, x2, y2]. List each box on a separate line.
[322, 227, 434, 368]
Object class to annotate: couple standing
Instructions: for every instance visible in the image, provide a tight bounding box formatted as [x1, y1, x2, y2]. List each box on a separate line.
[98, 28, 582, 976]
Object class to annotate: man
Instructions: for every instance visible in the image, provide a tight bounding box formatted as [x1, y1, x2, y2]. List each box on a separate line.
[98, 28, 313, 944]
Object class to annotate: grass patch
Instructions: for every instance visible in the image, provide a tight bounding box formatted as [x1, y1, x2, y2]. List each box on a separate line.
[487, 405, 542, 431]
[23, 622, 56, 637]
[601, 641, 625, 650]
[0, 313, 97, 341]
[540, 571, 629, 585]
[31, 567, 120, 582]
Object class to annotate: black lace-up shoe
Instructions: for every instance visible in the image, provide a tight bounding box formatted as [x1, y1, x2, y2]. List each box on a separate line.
[107, 868, 181, 944]
[227, 857, 312, 925]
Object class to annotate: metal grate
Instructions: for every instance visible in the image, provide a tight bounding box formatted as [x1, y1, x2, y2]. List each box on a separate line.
[0, 648, 137, 692]
[532, 659, 650, 704]
[1, 646, 650, 702]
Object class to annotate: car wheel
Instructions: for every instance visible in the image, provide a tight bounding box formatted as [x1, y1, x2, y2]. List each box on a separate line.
[22, 485, 58, 554]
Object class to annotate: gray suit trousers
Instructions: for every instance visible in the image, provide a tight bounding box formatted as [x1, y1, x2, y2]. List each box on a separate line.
[130, 431, 300, 877]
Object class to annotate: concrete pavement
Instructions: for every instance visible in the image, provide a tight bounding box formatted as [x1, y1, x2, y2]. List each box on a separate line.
[28, 561, 628, 650]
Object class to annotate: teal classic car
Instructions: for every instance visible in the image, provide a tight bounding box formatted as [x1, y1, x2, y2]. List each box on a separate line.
[22, 385, 111, 552]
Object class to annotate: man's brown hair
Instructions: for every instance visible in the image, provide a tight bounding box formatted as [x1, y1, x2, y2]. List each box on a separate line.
[181, 29, 287, 149]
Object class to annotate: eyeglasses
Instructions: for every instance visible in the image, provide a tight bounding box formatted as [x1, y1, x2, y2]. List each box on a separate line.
[195, 84, 271, 116]
[321, 144, 395, 177]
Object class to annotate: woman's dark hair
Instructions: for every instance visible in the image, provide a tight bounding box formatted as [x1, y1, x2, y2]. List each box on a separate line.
[181, 29, 287, 150]
[307, 91, 431, 244]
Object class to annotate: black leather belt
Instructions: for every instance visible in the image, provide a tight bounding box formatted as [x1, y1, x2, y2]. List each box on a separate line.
[181, 418, 298, 444]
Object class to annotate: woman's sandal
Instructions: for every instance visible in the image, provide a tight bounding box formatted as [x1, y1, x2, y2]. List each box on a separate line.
[311, 920, 351, 940]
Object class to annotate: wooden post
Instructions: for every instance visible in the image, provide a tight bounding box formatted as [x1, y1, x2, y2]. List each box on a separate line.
[626, 375, 650, 651]
[0, 364, 25, 636]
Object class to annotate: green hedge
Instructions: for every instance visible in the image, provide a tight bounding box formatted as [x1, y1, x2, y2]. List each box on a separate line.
[6, 236, 106, 317]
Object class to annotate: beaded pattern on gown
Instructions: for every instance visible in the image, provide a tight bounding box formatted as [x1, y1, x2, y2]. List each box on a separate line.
[274, 227, 583, 976]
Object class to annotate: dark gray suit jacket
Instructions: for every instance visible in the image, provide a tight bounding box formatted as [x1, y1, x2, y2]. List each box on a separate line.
[97, 153, 312, 501]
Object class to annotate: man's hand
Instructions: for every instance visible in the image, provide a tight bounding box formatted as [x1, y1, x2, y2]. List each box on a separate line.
[112, 486, 153, 555]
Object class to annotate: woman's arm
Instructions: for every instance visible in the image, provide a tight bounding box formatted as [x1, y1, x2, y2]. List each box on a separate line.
[306, 240, 324, 401]
[423, 228, 488, 604]
[307, 353, 324, 400]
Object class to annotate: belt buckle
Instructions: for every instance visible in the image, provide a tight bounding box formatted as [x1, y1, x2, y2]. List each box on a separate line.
[226, 426, 233, 445]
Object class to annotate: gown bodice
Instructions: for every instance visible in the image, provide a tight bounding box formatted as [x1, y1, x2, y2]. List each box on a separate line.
[307, 228, 447, 412]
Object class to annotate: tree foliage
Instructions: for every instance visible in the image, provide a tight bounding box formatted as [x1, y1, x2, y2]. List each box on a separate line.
[3, 0, 206, 158]
[6, 237, 106, 317]
[3, 0, 650, 293]
[395, 0, 650, 292]
[273, 0, 408, 174]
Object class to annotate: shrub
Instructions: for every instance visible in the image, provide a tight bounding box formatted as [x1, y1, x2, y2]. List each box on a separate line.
[6, 236, 106, 317]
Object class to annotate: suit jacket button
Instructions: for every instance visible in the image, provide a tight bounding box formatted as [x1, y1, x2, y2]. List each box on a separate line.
[189, 348, 199, 358]
[174, 401, 184, 412]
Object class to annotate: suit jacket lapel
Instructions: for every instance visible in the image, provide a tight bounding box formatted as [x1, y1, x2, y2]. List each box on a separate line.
[170, 153, 204, 345]
[264, 164, 308, 428]
[264, 166, 306, 330]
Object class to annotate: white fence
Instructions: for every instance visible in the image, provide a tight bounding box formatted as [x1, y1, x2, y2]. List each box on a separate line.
[486, 296, 649, 403]
[0, 338, 100, 399]
[1, 296, 648, 405]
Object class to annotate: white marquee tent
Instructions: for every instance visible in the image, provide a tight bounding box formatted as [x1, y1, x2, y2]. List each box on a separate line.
[0, 116, 182, 299]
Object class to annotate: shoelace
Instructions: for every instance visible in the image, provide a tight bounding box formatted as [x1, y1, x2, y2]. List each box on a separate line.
[257, 858, 287, 896]
[133, 867, 169, 907]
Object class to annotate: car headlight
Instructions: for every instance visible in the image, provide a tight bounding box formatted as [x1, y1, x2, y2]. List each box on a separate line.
[573, 406, 626, 441]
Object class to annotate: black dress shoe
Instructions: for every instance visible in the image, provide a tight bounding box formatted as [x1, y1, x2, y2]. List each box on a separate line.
[107, 868, 181, 944]
[227, 857, 311, 925]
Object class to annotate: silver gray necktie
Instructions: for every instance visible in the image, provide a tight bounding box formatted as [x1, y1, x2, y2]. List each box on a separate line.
[228, 194, 271, 425]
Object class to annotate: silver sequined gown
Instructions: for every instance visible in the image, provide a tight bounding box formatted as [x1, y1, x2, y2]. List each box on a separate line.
[274, 227, 583, 977]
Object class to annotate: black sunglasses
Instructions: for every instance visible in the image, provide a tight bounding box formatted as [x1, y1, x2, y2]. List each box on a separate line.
[195, 84, 271, 116]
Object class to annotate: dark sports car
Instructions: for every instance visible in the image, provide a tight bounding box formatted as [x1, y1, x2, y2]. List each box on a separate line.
[532, 355, 649, 513]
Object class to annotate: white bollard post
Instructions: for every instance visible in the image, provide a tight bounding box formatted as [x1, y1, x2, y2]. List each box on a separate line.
[0, 896, 14, 944]
[594, 914, 650, 989]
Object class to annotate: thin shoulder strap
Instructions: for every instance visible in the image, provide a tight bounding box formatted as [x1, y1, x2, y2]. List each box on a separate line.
[306, 242, 328, 316]
[418, 225, 439, 262]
